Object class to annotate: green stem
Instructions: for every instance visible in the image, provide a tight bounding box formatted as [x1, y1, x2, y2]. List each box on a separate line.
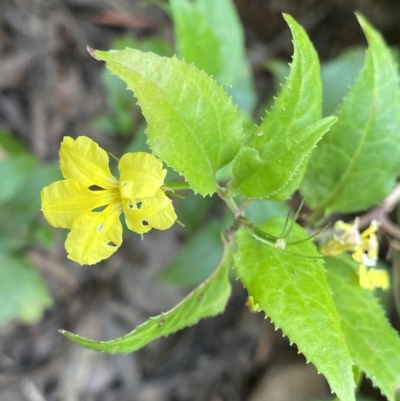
[217, 186, 240, 215]
[164, 181, 191, 191]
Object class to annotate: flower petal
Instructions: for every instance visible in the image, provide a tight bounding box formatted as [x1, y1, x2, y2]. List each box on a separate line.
[123, 189, 176, 234]
[359, 265, 390, 291]
[60, 136, 118, 189]
[119, 152, 166, 198]
[368, 268, 390, 290]
[65, 203, 123, 265]
[41, 179, 108, 228]
[359, 264, 371, 290]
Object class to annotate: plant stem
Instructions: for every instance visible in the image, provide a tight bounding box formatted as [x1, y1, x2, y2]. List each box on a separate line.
[164, 181, 191, 191]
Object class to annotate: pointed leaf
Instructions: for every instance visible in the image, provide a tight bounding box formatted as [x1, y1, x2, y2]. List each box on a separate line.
[234, 218, 355, 401]
[94, 48, 243, 196]
[326, 255, 400, 401]
[60, 237, 232, 353]
[301, 15, 400, 215]
[230, 15, 331, 199]
[231, 117, 336, 198]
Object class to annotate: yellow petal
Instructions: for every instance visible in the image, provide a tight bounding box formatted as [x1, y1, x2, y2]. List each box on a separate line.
[41, 179, 107, 228]
[60, 136, 118, 189]
[119, 152, 166, 198]
[65, 203, 123, 265]
[367, 268, 390, 291]
[320, 239, 354, 256]
[123, 189, 176, 234]
[359, 264, 372, 290]
[359, 265, 390, 291]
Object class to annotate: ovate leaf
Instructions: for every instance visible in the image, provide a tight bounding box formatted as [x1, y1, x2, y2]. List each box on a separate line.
[326, 255, 400, 401]
[94, 48, 243, 196]
[301, 15, 400, 215]
[234, 218, 355, 401]
[61, 237, 232, 353]
[230, 15, 332, 199]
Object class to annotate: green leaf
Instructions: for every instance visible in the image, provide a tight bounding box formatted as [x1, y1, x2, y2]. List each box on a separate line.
[171, 0, 221, 77]
[326, 255, 400, 401]
[0, 162, 61, 252]
[195, 0, 246, 85]
[301, 15, 400, 215]
[94, 48, 243, 196]
[231, 117, 336, 198]
[0, 131, 28, 155]
[230, 15, 333, 199]
[0, 154, 37, 203]
[321, 48, 365, 116]
[170, 0, 255, 113]
[159, 221, 223, 286]
[0, 251, 52, 323]
[14, 162, 62, 214]
[60, 237, 232, 353]
[266, 48, 365, 118]
[234, 218, 355, 401]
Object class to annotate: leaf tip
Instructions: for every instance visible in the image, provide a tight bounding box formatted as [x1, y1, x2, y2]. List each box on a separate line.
[282, 13, 294, 24]
[59, 329, 71, 338]
[86, 46, 97, 59]
[355, 13, 379, 42]
[59, 329, 78, 340]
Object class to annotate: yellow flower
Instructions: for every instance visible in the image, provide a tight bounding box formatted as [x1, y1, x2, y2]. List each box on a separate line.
[321, 218, 389, 291]
[41, 136, 176, 265]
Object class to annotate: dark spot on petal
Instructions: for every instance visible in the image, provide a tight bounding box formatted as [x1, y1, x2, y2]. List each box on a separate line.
[89, 185, 105, 191]
[136, 202, 142, 209]
[128, 201, 133, 209]
[158, 319, 165, 327]
[142, 220, 149, 226]
[108, 242, 117, 247]
[92, 205, 107, 213]
[197, 293, 204, 301]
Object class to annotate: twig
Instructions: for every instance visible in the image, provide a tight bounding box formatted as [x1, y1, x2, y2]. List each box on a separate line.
[358, 183, 400, 237]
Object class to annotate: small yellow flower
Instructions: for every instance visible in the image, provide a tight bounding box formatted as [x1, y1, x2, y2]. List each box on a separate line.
[321, 219, 389, 291]
[41, 136, 176, 265]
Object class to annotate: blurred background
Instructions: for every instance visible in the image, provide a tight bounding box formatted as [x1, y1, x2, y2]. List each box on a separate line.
[1, 0, 400, 400]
